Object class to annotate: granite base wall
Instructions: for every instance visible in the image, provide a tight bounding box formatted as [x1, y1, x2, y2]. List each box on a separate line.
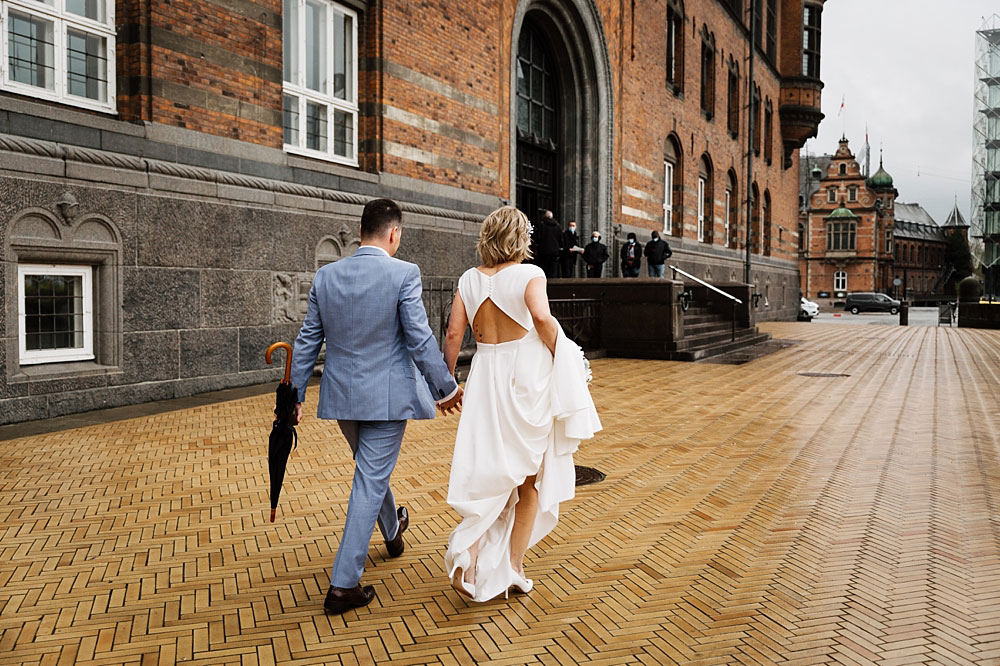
[0, 166, 481, 426]
[2, 151, 800, 425]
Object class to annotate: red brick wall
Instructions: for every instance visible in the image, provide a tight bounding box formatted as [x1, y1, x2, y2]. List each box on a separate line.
[114, 0, 813, 258]
[117, 0, 283, 146]
[617, 0, 800, 262]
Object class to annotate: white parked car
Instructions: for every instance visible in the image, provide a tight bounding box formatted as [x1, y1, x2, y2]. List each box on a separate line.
[799, 297, 819, 321]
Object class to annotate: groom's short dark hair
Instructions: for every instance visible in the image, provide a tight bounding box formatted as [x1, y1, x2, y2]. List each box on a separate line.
[361, 198, 402, 239]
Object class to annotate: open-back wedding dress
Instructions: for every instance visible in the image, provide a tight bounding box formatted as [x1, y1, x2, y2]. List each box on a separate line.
[444, 263, 601, 602]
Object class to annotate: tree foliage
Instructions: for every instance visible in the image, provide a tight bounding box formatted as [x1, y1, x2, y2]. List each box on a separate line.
[944, 231, 974, 280]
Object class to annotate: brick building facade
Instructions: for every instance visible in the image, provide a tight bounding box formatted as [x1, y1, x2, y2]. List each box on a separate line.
[1, 0, 827, 423]
[799, 138, 969, 306]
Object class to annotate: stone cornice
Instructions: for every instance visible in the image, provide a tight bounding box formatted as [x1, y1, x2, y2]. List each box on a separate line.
[0, 133, 485, 223]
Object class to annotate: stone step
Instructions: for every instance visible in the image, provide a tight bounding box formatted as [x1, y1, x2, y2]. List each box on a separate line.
[671, 327, 764, 351]
[684, 319, 741, 335]
[682, 312, 734, 325]
[669, 333, 773, 361]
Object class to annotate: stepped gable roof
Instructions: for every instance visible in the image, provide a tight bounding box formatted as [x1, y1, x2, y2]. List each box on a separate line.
[894, 202, 946, 242]
[943, 201, 969, 228]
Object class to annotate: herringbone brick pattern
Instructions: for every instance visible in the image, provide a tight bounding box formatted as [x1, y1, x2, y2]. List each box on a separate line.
[2, 322, 999, 665]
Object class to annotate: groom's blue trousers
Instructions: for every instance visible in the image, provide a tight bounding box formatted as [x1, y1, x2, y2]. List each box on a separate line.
[330, 420, 406, 588]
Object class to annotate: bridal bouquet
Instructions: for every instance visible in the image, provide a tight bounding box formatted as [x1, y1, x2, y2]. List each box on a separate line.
[582, 356, 592, 384]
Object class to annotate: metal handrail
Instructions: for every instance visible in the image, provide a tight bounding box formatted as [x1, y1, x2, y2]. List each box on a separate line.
[669, 265, 743, 304]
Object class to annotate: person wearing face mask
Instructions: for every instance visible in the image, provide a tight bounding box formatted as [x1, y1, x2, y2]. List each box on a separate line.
[620, 232, 642, 278]
[643, 230, 672, 278]
[582, 231, 609, 278]
[559, 221, 583, 278]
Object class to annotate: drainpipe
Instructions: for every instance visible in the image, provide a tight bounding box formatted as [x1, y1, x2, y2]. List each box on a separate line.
[744, 5, 756, 286]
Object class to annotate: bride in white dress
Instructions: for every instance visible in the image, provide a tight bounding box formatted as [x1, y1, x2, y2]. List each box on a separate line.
[442, 206, 601, 602]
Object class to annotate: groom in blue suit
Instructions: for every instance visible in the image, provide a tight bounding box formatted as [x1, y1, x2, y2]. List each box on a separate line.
[290, 198, 463, 615]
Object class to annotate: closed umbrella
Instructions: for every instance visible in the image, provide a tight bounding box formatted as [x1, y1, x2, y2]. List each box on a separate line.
[265, 342, 298, 522]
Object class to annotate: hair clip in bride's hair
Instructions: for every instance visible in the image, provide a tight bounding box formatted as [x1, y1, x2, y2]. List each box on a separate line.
[526, 221, 534, 235]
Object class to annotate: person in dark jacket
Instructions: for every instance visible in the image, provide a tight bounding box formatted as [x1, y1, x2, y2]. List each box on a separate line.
[559, 220, 582, 277]
[535, 210, 563, 278]
[583, 231, 609, 278]
[620, 232, 642, 278]
[643, 230, 672, 278]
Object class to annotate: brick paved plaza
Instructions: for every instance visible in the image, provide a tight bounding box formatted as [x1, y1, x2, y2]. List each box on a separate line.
[2, 322, 1000, 665]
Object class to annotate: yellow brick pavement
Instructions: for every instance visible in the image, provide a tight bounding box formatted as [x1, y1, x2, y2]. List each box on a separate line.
[1, 322, 1000, 665]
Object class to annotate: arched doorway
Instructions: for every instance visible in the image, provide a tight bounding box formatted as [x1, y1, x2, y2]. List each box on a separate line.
[511, 1, 612, 240]
[515, 25, 558, 219]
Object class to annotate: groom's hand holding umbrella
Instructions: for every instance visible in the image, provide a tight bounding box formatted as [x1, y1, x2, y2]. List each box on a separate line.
[438, 386, 464, 415]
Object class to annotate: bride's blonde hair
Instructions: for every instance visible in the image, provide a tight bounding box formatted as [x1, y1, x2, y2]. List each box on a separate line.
[477, 206, 533, 267]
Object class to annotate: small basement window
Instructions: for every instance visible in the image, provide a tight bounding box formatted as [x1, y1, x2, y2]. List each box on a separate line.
[17, 264, 94, 365]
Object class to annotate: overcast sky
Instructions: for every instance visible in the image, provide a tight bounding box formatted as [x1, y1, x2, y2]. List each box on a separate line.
[804, 0, 997, 224]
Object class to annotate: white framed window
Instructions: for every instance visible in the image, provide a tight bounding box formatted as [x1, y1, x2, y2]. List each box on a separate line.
[17, 264, 94, 365]
[885, 228, 892, 254]
[724, 189, 731, 248]
[663, 160, 674, 234]
[697, 177, 706, 242]
[848, 186, 858, 202]
[827, 187, 837, 203]
[1, 0, 116, 113]
[834, 270, 847, 292]
[282, 0, 358, 165]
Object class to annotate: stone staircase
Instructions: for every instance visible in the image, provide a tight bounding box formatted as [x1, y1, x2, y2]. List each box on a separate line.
[668, 303, 771, 361]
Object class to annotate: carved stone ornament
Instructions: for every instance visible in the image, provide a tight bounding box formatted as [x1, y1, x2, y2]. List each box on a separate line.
[272, 272, 315, 323]
[55, 192, 80, 225]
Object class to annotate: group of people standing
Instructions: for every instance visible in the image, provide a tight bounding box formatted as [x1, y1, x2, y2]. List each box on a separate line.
[528, 210, 610, 279]
[529, 210, 673, 279]
[620, 230, 673, 278]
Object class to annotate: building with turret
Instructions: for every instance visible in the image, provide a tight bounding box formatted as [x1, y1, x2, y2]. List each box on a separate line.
[800, 137, 897, 303]
[800, 137, 967, 306]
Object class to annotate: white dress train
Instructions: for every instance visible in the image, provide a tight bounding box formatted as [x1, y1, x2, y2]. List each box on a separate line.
[444, 264, 602, 602]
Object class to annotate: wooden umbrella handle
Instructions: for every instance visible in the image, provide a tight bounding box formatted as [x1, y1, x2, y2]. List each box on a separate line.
[265, 342, 293, 384]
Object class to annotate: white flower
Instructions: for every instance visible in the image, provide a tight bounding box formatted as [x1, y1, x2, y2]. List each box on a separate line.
[582, 356, 592, 384]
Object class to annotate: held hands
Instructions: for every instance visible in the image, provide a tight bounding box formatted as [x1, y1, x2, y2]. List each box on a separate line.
[292, 402, 303, 425]
[438, 386, 464, 416]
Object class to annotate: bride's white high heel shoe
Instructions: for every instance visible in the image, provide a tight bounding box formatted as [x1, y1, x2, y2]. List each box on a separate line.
[452, 568, 475, 599]
[450, 552, 476, 599]
[509, 570, 533, 595]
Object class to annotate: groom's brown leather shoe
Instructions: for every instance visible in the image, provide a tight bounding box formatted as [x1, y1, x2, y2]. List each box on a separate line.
[386, 506, 408, 558]
[324, 584, 375, 615]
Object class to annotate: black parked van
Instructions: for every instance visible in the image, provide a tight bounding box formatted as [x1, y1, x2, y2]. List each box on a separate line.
[844, 292, 901, 315]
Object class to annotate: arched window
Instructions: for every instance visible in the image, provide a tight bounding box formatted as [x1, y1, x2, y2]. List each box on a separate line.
[839, 163, 847, 176]
[834, 270, 847, 292]
[666, 0, 684, 94]
[664, 134, 683, 237]
[763, 190, 772, 255]
[751, 182, 761, 254]
[698, 154, 713, 243]
[700, 26, 716, 120]
[726, 169, 738, 248]
[764, 99, 773, 164]
[726, 56, 739, 138]
[752, 85, 762, 155]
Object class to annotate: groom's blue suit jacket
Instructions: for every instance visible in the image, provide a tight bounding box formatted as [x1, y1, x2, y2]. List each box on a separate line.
[290, 246, 458, 421]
